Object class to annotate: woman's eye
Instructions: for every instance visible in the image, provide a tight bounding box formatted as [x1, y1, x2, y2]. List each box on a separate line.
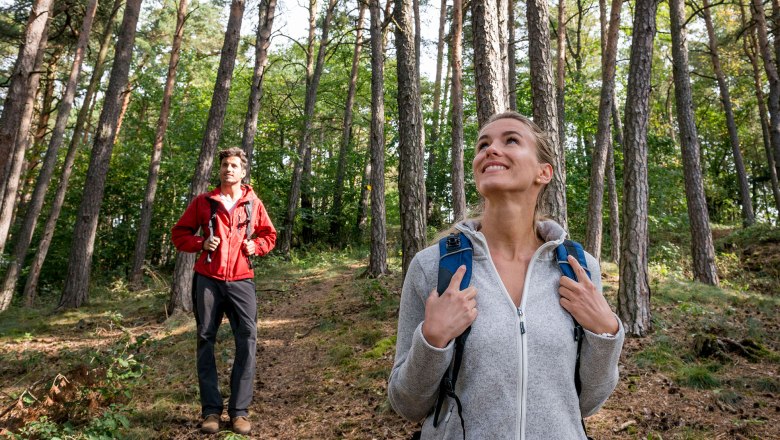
[506, 137, 519, 144]
[477, 142, 488, 150]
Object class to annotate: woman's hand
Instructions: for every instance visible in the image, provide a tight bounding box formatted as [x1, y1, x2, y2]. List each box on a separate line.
[422, 265, 478, 348]
[558, 255, 619, 335]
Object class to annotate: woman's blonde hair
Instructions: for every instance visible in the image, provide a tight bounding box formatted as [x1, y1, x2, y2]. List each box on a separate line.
[435, 111, 554, 242]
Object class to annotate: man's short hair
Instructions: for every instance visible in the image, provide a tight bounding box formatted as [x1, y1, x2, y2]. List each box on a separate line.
[218, 147, 248, 169]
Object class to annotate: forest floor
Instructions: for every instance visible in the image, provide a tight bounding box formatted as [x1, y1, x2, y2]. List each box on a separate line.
[0, 227, 779, 440]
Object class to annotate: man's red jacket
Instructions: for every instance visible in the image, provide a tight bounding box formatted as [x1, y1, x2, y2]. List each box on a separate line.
[172, 185, 276, 281]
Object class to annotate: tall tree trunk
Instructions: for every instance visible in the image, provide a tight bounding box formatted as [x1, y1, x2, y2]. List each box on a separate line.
[0, 0, 53, 188]
[355, 151, 371, 240]
[497, 0, 509, 98]
[241, 0, 278, 182]
[617, 0, 658, 337]
[396, 0, 427, 275]
[21, 0, 121, 304]
[527, 0, 566, 228]
[451, 0, 466, 222]
[742, 1, 780, 218]
[669, 0, 719, 285]
[425, 0, 448, 224]
[278, 0, 338, 256]
[507, 0, 517, 110]
[0, 0, 99, 311]
[168, 0, 246, 314]
[610, 100, 623, 263]
[0, 3, 52, 255]
[301, 142, 314, 243]
[584, 0, 621, 259]
[367, 0, 389, 276]
[58, 0, 143, 309]
[331, 3, 365, 242]
[472, 0, 508, 125]
[32, 60, 56, 151]
[556, 0, 566, 144]
[752, 0, 780, 186]
[128, 0, 189, 288]
[701, 0, 754, 226]
[112, 84, 133, 144]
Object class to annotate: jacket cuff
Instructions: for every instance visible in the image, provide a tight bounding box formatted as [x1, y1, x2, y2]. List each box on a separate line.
[400, 322, 454, 396]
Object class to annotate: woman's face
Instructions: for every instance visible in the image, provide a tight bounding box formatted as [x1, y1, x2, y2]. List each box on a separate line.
[472, 117, 550, 198]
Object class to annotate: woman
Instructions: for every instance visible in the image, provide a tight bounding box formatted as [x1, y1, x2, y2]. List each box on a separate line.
[388, 111, 624, 439]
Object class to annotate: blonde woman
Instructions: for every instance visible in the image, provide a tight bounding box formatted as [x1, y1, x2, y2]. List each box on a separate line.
[388, 111, 624, 439]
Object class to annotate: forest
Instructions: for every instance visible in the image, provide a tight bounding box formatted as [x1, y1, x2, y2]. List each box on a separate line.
[0, 0, 778, 437]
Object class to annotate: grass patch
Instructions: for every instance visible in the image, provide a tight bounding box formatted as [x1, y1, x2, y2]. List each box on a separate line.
[634, 336, 684, 370]
[675, 364, 721, 389]
[364, 336, 396, 359]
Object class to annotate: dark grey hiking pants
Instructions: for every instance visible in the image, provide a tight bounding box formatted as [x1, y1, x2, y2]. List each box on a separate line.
[193, 273, 257, 418]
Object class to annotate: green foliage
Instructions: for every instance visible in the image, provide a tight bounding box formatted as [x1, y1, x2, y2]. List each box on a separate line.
[674, 364, 721, 389]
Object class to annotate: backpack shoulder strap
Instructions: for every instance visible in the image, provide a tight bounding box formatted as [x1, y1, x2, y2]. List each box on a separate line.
[245, 198, 254, 239]
[432, 232, 473, 438]
[555, 239, 593, 439]
[205, 198, 220, 263]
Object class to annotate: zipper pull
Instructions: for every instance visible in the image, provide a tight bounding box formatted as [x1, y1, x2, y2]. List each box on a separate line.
[517, 308, 526, 334]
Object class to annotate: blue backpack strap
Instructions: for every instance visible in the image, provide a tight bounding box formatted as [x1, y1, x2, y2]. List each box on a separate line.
[432, 232, 472, 439]
[555, 239, 593, 439]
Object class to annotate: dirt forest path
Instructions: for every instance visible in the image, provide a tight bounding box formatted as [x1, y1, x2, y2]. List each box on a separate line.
[194, 264, 416, 439]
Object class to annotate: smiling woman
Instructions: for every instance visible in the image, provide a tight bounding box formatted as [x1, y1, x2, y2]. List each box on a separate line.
[388, 111, 624, 440]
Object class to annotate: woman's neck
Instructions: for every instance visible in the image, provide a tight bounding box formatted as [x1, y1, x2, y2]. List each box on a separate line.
[480, 199, 541, 260]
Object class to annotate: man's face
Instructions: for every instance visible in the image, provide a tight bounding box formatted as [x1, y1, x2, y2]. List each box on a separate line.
[220, 156, 246, 186]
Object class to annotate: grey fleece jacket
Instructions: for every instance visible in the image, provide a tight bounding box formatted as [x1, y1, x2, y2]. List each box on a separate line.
[388, 220, 624, 440]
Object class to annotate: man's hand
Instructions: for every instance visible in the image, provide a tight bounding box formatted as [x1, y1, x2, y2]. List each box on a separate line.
[242, 239, 256, 256]
[203, 235, 220, 252]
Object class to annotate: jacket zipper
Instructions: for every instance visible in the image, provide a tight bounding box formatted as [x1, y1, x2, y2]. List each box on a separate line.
[456, 226, 564, 440]
[516, 241, 557, 440]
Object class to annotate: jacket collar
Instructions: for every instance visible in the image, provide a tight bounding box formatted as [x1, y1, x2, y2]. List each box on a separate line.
[455, 218, 567, 257]
[207, 184, 255, 204]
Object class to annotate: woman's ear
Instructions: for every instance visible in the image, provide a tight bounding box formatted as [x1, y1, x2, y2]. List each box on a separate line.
[537, 163, 553, 184]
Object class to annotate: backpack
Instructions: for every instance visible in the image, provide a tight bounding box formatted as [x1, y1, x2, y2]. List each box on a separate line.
[430, 232, 591, 440]
[204, 197, 254, 264]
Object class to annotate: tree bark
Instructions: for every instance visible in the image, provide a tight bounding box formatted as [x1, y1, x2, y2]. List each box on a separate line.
[0, 0, 99, 311]
[472, 0, 508, 126]
[741, 2, 780, 217]
[556, 0, 566, 144]
[129, 0, 189, 288]
[752, 0, 780, 189]
[507, 0, 517, 110]
[669, 0, 719, 285]
[58, 0, 144, 310]
[0, 0, 53, 188]
[396, 0, 427, 275]
[584, 0, 621, 260]
[367, 0, 389, 276]
[617, 0, 658, 337]
[168, 0, 246, 314]
[451, 0, 466, 222]
[425, 0, 448, 224]
[331, 3, 365, 242]
[527, 0, 566, 228]
[21, 0, 121, 304]
[610, 101, 624, 264]
[0, 1, 52, 256]
[701, 0, 754, 226]
[356, 151, 371, 240]
[278, 0, 338, 256]
[241, 0, 278, 182]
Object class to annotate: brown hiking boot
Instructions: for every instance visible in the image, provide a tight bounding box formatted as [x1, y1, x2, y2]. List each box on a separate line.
[200, 414, 220, 434]
[231, 416, 251, 435]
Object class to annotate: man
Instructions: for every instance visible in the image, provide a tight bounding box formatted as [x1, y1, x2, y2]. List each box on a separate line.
[172, 147, 276, 435]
